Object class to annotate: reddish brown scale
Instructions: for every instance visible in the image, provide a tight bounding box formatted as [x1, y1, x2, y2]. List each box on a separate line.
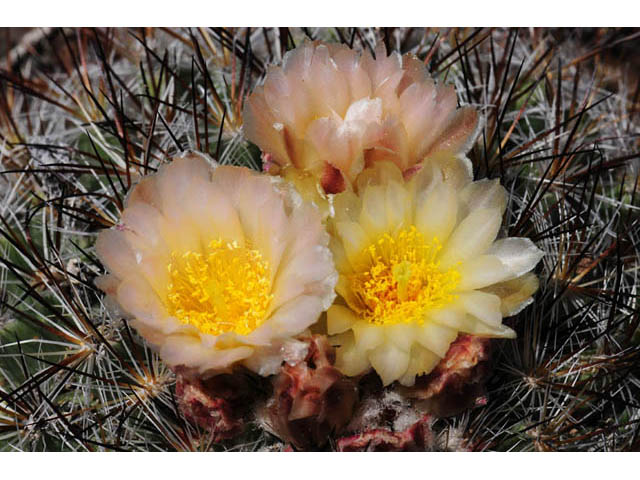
[175, 367, 266, 443]
[336, 416, 434, 452]
[397, 334, 492, 417]
[264, 335, 358, 450]
[320, 163, 346, 194]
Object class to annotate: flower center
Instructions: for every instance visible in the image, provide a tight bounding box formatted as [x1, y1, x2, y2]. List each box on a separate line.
[347, 226, 460, 326]
[166, 239, 273, 336]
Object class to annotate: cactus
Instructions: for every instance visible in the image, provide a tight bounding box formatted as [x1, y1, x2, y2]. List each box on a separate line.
[1, 27, 639, 451]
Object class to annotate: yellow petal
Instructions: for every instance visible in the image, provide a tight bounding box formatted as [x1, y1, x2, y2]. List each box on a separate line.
[458, 178, 507, 219]
[336, 221, 371, 265]
[415, 181, 458, 243]
[352, 321, 386, 352]
[359, 185, 388, 239]
[481, 273, 540, 317]
[368, 343, 410, 386]
[415, 321, 458, 357]
[438, 207, 502, 269]
[456, 255, 511, 291]
[327, 304, 359, 335]
[457, 291, 503, 327]
[385, 323, 416, 352]
[398, 345, 441, 386]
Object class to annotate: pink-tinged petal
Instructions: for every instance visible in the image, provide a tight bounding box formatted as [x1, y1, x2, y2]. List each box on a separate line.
[128, 319, 168, 348]
[270, 245, 335, 312]
[398, 54, 429, 93]
[125, 174, 162, 210]
[263, 67, 297, 127]
[98, 155, 337, 378]
[95, 229, 136, 278]
[308, 44, 350, 117]
[365, 116, 410, 171]
[250, 295, 325, 345]
[410, 84, 457, 159]
[119, 202, 168, 255]
[398, 81, 438, 154]
[244, 41, 479, 195]
[424, 106, 479, 157]
[116, 274, 170, 328]
[94, 274, 119, 295]
[243, 88, 290, 165]
[160, 335, 253, 373]
[186, 179, 245, 247]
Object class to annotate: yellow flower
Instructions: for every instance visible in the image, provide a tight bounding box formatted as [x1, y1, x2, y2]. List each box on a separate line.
[243, 41, 478, 196]
[96, 153, 337, 377]
[326, 161, 543, 386]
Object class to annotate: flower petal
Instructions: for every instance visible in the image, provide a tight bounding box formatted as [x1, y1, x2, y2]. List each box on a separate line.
[398, 345, 440, 387]
[456, 255, 511, 291]
[352, 321, 386, 352]
[368, 343, 410, 386]
[327, 305, 359, 335]
[438, 207, 503, 269]
[95, 229, 136, 279]
[415, 181, 458, 243]
[457, 291, 503, 327]
[488, 237, 544, 279]
[415, 321, 458, 357]
[160, 335, 253, 373]
[336, 220, 371, 266]
[481, 273, 540, 317]
[459, 178, 507, 219]
[332, 331, 371, 377]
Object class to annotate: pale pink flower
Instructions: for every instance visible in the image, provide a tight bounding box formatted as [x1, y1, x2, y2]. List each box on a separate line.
[243, 41, 478, 195]
[95, 153, 337, 378]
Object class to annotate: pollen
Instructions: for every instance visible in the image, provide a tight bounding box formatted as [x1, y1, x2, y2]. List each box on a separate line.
[348, 226, 460, 326]
[166, 239, 273, 336]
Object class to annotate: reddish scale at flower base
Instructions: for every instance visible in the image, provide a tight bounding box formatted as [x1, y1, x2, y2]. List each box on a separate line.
[262, 335, 359, 450]
[397, 334, 493, 418]
[336, 416, 435, 452]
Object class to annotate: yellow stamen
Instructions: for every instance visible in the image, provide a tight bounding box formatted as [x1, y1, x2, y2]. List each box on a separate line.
[166, 239, 273, 336]
[348, 226, 460, 326]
